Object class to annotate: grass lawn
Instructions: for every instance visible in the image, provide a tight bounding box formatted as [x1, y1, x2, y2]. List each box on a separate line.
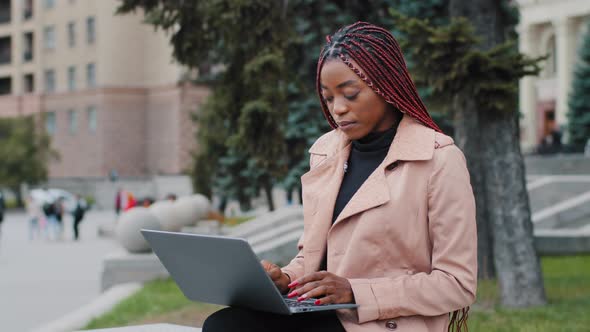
[470, 255, 590, 331]
[83, 255, 590, 331]
[223, 215, 255, 227]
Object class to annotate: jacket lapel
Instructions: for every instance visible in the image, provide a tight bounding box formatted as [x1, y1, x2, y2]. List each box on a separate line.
[300, 115, 438, 244]
[332, 165, 391, 226]
[300, 131, 351, 252]
[332, 115, 436, 227]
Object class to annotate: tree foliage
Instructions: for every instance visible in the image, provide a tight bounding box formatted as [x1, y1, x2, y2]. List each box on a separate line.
[390, 9, 543, 116]
[119, 0, 293, 209]
[568, 22, 590, 149]
[116, 0, 452, 210]
[0, 116, 56, 203]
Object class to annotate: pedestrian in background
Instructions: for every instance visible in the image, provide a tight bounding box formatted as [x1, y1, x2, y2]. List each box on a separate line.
[115, 188, 122, 216]
[43, 199, 59, 240]
[54, 197, 65, 240]
[25, 195, 42, 240]
[72, 195, 87, 241]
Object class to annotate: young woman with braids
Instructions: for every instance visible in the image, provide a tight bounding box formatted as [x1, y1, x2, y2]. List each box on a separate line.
[203, 22, 477, 332]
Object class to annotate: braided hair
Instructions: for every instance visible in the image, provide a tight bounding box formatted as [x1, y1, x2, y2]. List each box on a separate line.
[316, 21, 442, 133]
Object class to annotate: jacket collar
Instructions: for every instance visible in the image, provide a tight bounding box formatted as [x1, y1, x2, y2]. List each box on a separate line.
[309, 114, 437, 164]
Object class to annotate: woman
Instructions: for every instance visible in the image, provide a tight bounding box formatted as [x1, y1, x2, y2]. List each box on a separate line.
[204, 21, 477, 332]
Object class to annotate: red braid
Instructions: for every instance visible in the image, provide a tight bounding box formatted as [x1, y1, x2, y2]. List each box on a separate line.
[316, 21, 442, 133]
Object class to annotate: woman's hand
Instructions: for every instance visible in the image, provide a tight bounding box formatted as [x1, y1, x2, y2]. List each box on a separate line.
[286, 271, 355, 305]
[261, 260, 291, 294]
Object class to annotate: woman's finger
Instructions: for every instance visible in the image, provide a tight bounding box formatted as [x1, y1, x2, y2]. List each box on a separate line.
[260, 260, 274, 271]
[315, 294, 338, 305]
[298, 284, 328, 302]
[287, 280, 320, 298]
[260, 260, 281, 280]
[288, 271, 329, 288]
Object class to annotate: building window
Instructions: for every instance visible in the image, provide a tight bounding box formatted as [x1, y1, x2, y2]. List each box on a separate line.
[23, 74, 34, 93]
[23, 32, 34, 62]
[542, 35, 557, 78]
[68, 21, 76, 47]
[44, 69, 56, 93]
[45, 112, 56, 135]
[23, 0, 33, 20]
[87, 106, 97, 133]
[43, 26, 55, 50]
[86, 17, 96, 44]
[68, 109, 77, 134]
[44, 0, 55, 10]
[0, 0, 11, 24]
[0, 77, 11, 95]
[86, 63, 96, 88]
[68, 66, 76, 91]
[0, 37, 10, 64]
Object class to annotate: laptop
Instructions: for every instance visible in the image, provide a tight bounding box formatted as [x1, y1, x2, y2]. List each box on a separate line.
[141, 229, 358, 314]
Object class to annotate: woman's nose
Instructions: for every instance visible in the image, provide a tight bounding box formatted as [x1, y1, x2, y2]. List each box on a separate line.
[332, 97, 348, 115]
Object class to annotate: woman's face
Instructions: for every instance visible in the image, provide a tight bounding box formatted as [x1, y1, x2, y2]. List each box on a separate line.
[320, 58, 398, 141]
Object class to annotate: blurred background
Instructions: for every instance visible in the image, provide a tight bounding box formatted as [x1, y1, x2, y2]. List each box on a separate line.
[0, 0, 589, 331]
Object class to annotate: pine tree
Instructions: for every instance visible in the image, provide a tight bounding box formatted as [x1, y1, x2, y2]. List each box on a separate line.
[567, 22, 590, 150]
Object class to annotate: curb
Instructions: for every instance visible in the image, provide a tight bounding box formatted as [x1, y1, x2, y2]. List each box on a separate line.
[30, 283, 143, 332]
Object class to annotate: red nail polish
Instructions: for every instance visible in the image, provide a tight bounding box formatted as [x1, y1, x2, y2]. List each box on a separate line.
[288, 281, 298, 288]
[314, 299, 321, 305]
[288, 291, 297, 298]
[297, 296, 305, 302]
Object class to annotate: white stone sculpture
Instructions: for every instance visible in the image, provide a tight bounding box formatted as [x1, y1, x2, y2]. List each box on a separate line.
[173, 194, 211, 227]
[149, 200, 181, 232]
[116, 207, 161, 253]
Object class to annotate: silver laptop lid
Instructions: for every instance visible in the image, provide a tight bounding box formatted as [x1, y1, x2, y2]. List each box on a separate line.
[141, 230, 292, 315]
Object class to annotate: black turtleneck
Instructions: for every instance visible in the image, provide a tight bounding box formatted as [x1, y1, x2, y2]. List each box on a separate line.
[318, 125, 397, 271]
[332, 125, 397, 223]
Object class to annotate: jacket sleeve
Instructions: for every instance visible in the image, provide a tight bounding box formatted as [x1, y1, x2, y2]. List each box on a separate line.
[281, 237, 305, 283]
[281, 152, 326, 282]
[348, 145, 478, 323]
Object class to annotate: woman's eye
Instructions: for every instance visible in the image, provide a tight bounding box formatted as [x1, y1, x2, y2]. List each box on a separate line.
[345, 92, 360, 100]
[324, 96, 334, 103]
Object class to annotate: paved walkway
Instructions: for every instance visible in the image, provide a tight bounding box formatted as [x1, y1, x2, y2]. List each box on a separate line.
[0, 210, 123, 332]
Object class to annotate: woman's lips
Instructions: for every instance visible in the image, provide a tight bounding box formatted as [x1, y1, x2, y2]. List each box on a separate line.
[338, 121, 356, 130]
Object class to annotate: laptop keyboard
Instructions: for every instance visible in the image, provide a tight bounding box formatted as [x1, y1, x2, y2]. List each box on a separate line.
[285, 298, 325, 307]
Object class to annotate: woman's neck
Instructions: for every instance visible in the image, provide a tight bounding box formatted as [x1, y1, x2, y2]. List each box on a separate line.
[353, 125, 397, 152]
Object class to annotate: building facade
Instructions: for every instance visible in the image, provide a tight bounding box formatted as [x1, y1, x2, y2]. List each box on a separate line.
[0, 0, 208, 178]
[517, 0, 590, 152]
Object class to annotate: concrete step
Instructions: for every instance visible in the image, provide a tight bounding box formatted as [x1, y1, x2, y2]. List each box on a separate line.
[227, 205, 303, 239]
[248, 219, 303, 247]
[534, 228, 590, 255]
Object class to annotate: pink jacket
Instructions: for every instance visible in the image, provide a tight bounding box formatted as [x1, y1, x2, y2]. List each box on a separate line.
[282, 115, 477, 332]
